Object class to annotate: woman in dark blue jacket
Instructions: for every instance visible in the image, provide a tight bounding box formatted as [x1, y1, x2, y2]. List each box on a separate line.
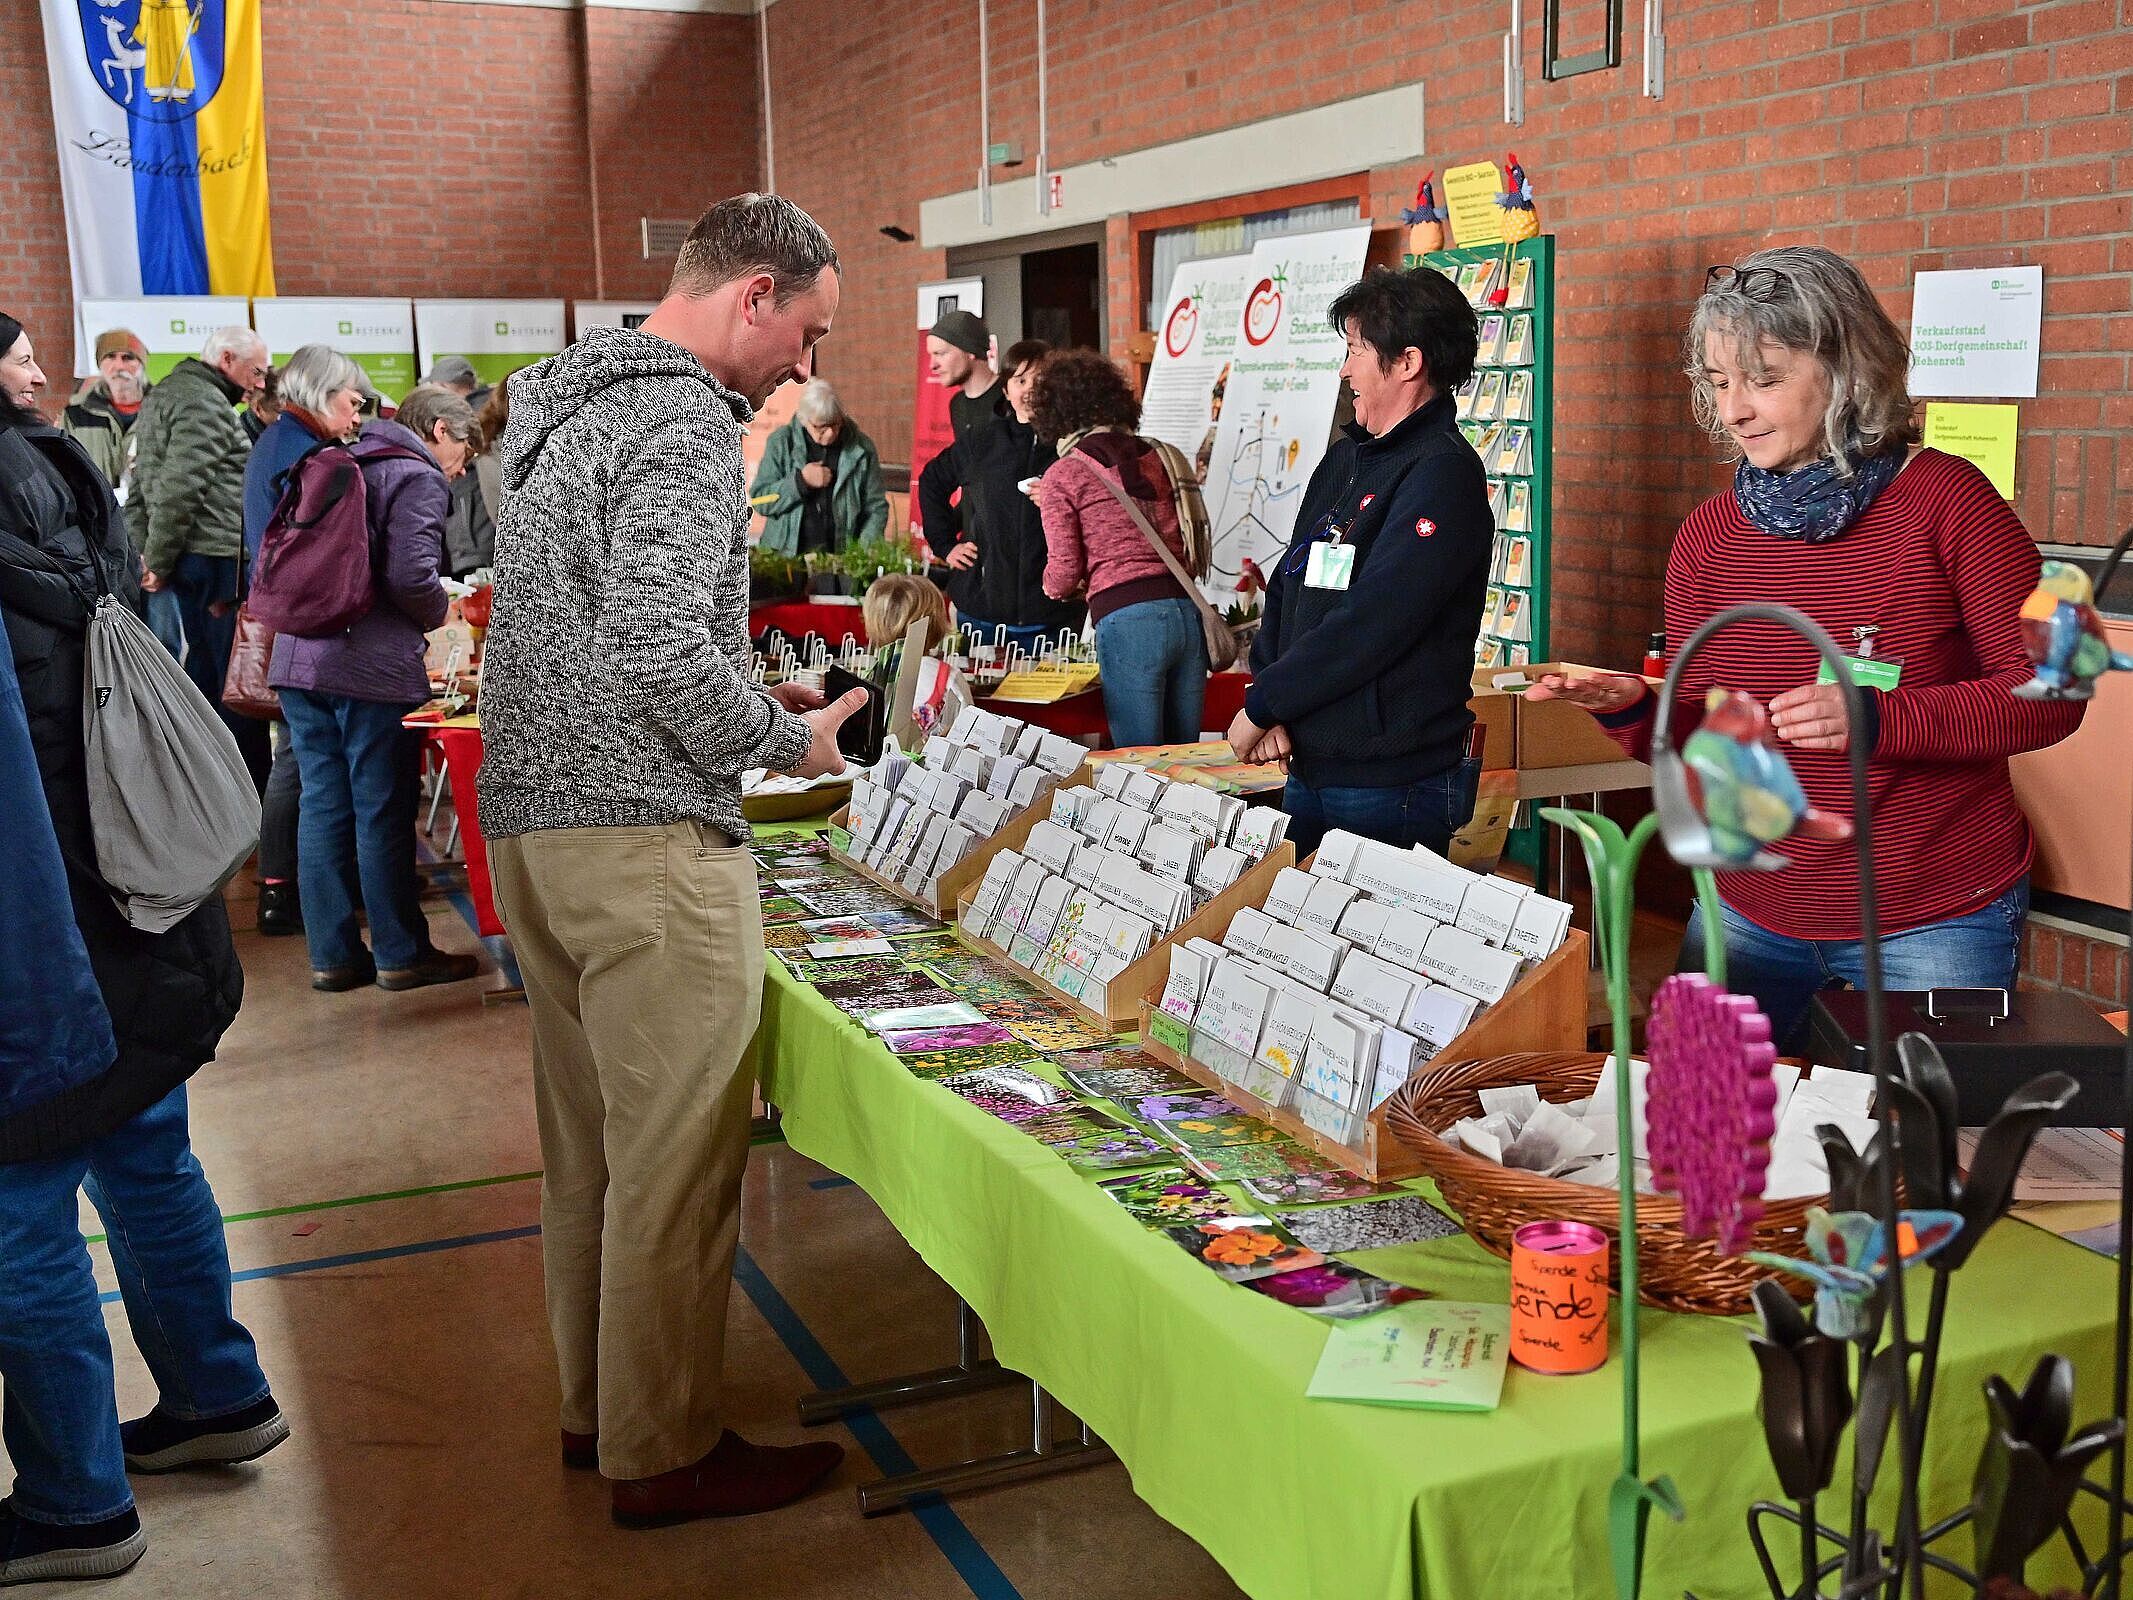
[0, 312, 285, 1586]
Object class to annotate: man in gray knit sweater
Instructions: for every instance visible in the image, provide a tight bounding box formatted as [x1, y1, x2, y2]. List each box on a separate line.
[479, 194, 863, 1528]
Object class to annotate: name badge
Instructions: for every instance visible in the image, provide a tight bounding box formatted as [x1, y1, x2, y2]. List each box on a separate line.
[1816, 655, 1903, 691]
[1304, 542, 1355, 591]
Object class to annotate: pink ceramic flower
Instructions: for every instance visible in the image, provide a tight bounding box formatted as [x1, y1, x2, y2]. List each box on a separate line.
[1646, 973, 1779, 1254]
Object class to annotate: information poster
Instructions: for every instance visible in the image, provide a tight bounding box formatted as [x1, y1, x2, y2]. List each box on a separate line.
[413, 300, 567, 387]
[1923, 401, 2018, 499]
[252, 298, 416, 399]
[573, 302, 658, 335]
[1139, 253, 1254, 484]
[79, 297, 250, 382]
[908, 279, 985, 539]
[1199, 226, 1372, 590]
[1908, 266, 2043, 398]
[1442, 161, 1505, 248]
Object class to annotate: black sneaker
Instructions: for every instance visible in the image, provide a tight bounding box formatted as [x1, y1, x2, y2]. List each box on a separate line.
[256, 882, 302, 936]
[0, 1501, 146, 1586]
[120, 1397, 290, 1474]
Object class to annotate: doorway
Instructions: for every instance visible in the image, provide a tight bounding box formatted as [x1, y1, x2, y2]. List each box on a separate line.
[1021, 241, 1102, 352]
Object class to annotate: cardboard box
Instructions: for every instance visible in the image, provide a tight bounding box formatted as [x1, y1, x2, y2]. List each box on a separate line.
[1464, 686, 1517, 768]
[1473, 662, 1656, 770]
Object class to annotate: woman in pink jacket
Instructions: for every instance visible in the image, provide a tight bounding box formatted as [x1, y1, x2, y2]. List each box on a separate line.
[1031, 350, 1206, 747]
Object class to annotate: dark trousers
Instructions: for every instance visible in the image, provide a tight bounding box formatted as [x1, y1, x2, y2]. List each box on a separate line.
[1281, 760, 1482, 861]
[259, 720, 302, 883]
[170, 553, 270, 792]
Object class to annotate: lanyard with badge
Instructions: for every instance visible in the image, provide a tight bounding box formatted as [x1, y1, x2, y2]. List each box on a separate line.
[1815, 624, 1904, 690]
[1295, 495, 1366, 592]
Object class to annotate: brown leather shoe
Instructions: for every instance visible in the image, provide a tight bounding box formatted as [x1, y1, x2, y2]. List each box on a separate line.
[562, 1430, 598, 1471]
[610, 1431, 846, 1529]
[375, 950, 481, 991]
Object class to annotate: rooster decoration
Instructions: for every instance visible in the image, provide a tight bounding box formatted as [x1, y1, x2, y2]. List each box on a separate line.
[1489, 152, 1539, 306]
[2016, 559, 2133, 701]
[1401, 172, 1447, 256]
[1682, 689, 1853, 867]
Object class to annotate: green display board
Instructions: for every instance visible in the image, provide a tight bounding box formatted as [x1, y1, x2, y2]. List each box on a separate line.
[1406, 235, 1555, 667]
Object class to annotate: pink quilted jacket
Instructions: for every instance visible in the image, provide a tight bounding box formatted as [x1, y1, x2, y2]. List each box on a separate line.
[1036, 435, 1189, 608]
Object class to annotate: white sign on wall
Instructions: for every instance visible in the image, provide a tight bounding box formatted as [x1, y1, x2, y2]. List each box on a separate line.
[413, 300, 567, 387]
[79, 297, 250, 382]
[1198, 226, 1373, 588]
[573, 302, 658, 336]
[1139, 252, 1254, 481]
[252, 298, 417, 400]
[1908, 266, 2043, 398]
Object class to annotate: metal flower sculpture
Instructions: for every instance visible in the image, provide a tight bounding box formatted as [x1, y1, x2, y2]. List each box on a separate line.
[1972, 1357, 2123, 1586]
[1749, 1280, 1853, 1502]
[1647, 974, 1778, 1254]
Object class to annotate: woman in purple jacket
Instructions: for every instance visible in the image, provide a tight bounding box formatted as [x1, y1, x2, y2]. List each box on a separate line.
[269, 383, 481, 993]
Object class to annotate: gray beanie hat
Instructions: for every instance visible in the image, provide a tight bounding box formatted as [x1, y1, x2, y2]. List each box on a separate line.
[928, 310, 991, 359]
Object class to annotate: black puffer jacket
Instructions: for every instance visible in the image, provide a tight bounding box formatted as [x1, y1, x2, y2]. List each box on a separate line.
[917, 415, 1085, 633]
[0, 419, 243, 1164]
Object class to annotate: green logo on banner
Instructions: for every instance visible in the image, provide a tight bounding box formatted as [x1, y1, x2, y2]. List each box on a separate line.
[169, 319, 185, 334]
[338, 320, 353, 335]
[494, 322, 509, 336]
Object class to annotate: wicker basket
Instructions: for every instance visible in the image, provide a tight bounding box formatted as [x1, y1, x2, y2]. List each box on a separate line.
[1382, 1050, 1820, 1316]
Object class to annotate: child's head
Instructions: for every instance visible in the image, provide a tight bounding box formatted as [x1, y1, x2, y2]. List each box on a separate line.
[863, 573, 950, 656]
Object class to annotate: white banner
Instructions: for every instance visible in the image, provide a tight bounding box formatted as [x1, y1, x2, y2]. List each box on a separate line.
[252, 297, 416, 399]
[412, 300, 567, 387]
[1908, 266, 2044, 399]
[80, 296, 249, 382]
[1199, 226, 1372, 587]
[1139, 252, 1254, 478]
[573, 301, 657, 336]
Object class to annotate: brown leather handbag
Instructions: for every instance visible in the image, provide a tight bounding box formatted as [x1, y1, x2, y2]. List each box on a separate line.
[221, 603, 282, 720]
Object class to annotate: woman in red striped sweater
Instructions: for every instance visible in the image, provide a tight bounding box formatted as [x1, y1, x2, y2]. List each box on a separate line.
[1530, 246, 2083, 1047]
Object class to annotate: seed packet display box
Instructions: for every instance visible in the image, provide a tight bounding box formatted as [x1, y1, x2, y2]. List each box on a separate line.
[955, 843, 1297, 1031]
[825, 762, 1095, 920]
[1136, 922, 1590, 1184]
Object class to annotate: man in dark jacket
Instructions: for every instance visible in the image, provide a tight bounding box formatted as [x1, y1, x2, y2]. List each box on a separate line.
[918, 339, 1084, 651]
[0, 313, 284, 1587]
[1229, 267, 1491, 857]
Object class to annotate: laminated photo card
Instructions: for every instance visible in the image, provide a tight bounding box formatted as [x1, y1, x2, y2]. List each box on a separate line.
[806, 937, 896, 960]
[1166, 1217, 1325, 1284]
[865, 1001, 986, 1035]
[1262, 866, 1316, 924]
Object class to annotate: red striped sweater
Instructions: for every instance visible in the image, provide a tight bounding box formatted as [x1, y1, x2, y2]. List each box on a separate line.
[1606, 449, 2083, 939]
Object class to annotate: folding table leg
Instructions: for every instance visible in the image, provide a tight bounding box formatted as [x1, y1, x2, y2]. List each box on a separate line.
[798, 1298, 1020, 1426]
[855, 1379, 1114, 1516]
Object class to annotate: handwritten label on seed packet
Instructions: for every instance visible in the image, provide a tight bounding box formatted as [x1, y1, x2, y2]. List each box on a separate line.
[1306, 1301, 1512, 1412]
[1147, 1010, 1191, 1055]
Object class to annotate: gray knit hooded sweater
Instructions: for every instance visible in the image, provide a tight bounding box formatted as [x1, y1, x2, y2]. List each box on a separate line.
[476, 327, 811, 843]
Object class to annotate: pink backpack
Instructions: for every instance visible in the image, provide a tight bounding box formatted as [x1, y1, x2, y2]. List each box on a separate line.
[247, 440, 427, 638]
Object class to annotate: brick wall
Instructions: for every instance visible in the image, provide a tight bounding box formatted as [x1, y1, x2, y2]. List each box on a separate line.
[1, 0, 757, 377]
[763, 0, 2132, 676]
[2023, 919, 2130, 1009]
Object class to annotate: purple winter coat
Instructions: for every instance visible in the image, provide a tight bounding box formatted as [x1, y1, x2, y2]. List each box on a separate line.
[266, 419, 451, 705]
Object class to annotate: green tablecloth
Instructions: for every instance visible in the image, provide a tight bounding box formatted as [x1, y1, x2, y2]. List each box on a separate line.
[751, 906, 2119, 1599]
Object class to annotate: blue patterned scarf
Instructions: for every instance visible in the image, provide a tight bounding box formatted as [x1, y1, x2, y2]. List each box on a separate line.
[1733, 444, 1904, 543]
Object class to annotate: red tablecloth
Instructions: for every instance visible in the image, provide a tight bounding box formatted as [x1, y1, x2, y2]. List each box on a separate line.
[981, 672, 1249, 745]
[749, 600, 868, 648]
[423, 724, 505, 937]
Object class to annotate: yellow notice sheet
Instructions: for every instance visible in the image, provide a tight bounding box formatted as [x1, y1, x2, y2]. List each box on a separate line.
[1442, 161, 1505, 248]
[1923, 401, 2018, 499]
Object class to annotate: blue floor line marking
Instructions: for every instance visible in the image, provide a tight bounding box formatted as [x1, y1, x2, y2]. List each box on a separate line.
[807, 1175, 857, 1190]
[98, 1226, 541, 1305]
[733, 1246, 1024, 1600]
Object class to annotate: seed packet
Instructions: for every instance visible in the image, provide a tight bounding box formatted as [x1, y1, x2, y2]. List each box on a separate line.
[881, 1022, 1017, 1054]
[1061, 1061, 1201, 1110]
[939, 1067, 1070, 1123]
[1237, 1148, 1401, 1209]
[1098, 1167, 1234, 1226]
[1165, 1217, 1325, 1283]
[1183, 1142, 1317, 1183]
[866, 908, 945, 937]
[1055, 1126, 1173, 1169]
[1277, 1195, 1464, 1255]
[774, 952, 913, 987]
[1249, 1260, 1428, 1318]
[759, 896, 811, 924]
[898, 1039, 1047, 1079]
[1135, 1092, 1284, 1153]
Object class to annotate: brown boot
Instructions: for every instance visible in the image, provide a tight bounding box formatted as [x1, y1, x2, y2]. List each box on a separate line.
[610, 1431, 846, 1529]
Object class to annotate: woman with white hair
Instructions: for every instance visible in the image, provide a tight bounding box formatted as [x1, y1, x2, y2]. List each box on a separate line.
[749, 377, 889, 557]
[1530, 245, 2084, 1047]
[240, 344, 369, 936]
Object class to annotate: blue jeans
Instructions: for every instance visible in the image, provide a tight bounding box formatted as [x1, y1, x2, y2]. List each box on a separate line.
[0, 1087, 269, 1525]
[1282, 761, 1482, 860]
[281, 688, 429, 971]
[1095, 595, 1206, 748]
[1685, 878, 2031, 1053]
[144, 587, 185, 662]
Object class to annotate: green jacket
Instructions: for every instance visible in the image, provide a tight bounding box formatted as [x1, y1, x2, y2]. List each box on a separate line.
[749, 414, 890, 557]
[129, 357, 249, 575]
[60, 380, 146, 499]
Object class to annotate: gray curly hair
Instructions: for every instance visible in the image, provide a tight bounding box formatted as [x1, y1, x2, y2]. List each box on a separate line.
[1684, 244, 1919, 474]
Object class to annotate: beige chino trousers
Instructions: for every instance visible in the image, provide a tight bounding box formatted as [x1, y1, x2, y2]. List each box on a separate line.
[489, 819, 763, 1481]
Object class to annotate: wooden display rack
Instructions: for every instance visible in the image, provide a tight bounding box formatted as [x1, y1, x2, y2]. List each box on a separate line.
[825, 763, 1095, 920]
[1136, 925, 1591, 1182]
[956, 843, 1297, 1032]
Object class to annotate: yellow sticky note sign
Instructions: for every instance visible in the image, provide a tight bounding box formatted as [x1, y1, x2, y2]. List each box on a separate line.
[1923, 401, 2018, 499]
[1443, 161, 1505, 248]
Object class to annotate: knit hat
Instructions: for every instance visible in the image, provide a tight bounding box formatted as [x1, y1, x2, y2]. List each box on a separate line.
[424, 355, 479, 389]
[94, 327, 147, 364]
[928, 310, 991, 360]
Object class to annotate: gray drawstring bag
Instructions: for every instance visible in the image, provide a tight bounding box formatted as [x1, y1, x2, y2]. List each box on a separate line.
[83, 595, 260, 932]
